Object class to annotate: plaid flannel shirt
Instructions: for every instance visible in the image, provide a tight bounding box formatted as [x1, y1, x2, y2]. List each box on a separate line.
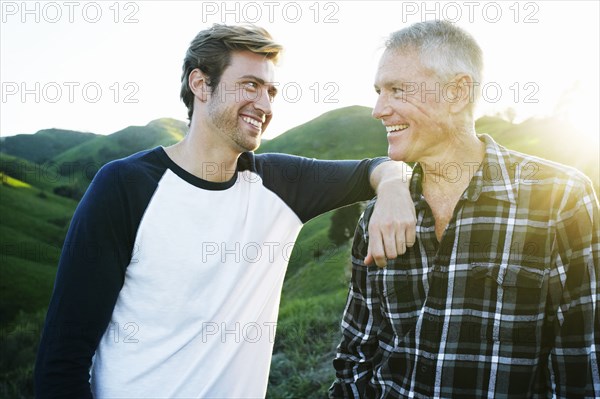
[331, 134, 600, 398]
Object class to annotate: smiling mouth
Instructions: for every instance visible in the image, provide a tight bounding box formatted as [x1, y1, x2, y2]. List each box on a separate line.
[385, 124, 409, 133]
[241, 116, 263, 131]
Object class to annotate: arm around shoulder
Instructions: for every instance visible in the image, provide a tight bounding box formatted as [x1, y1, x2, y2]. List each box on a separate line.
[366, 160, 416, 267]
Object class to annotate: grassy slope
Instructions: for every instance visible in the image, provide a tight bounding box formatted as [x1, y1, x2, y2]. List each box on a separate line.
[51, 118, 187, 171]
[268, 218, 351, 398]
[0, 154, 75, 193]
[258, 105, 388, 160]
[0, 178, 77, 323]
[0, 129, 99, 164]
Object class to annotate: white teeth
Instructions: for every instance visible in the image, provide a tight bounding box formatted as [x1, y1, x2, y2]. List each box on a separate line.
[242, 116, 262, 128]
[385, 124, 409, 133]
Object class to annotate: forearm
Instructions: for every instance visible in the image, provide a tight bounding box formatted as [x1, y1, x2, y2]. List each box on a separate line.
[365, 160, 416, 266]
[34, 238, 124, 398]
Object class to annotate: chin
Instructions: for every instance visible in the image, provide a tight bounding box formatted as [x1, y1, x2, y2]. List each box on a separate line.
[252, 137, 262, 150]
[244, 139, 261, 153]
[387, 147, 406, 162]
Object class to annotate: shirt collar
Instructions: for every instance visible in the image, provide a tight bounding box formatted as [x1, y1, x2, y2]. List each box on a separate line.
[410, 134, 518, 207]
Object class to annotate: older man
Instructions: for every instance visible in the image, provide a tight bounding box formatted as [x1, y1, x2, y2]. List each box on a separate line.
[331, 20, 599, 398]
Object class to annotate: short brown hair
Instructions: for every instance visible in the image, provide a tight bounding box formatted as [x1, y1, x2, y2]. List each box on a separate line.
[180, 24, 283, 124]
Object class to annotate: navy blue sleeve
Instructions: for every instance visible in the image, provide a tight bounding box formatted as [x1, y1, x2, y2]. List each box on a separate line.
[253, 154, 387, 223]
[34, 152, 163, 398]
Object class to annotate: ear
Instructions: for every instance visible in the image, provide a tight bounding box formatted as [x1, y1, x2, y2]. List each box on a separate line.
[189, 68, 209, 102]
[447, 74, 474, 114]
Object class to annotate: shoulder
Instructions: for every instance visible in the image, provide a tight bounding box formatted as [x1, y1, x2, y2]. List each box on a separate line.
[251, 152, 312, 169]
[480, 134, 592, 191]
[92, 147, 166, 191]
[504, 147, 592, 188]
[78, 148, 166, 214]
[500, 145, 598, 218]
[240, 152, 308, 174]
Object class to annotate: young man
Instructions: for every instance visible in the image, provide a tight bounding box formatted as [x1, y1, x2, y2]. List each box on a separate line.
[331, 20, 599, 398]
[34, 25, 415, 398]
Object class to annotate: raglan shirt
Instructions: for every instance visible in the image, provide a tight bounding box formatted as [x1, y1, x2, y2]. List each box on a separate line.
[34, 147, 385, 398]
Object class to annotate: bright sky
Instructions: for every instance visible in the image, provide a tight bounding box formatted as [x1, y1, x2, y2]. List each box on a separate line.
[1, 0, 599, 143]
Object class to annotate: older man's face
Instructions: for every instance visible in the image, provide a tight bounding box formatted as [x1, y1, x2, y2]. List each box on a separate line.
[372, 49, 454, 163]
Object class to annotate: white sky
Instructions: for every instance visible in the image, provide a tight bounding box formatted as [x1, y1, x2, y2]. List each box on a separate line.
[1, 0, 599, 142]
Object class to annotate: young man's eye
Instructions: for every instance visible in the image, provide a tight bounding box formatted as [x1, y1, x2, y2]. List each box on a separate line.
[393, 87, 405, 94]
[242, 82, 258, 90]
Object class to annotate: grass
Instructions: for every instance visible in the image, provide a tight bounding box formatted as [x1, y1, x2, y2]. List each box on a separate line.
[0, 181, 77, 222]
[0, 173, 31, 189]
[0, 183, 74, 323]
[0, 255, 56, 328]
[267, 222, 354, 398]
[284, 212, 333, 280]
[258, 106, 388, 160]
[0, 309, 46, 399]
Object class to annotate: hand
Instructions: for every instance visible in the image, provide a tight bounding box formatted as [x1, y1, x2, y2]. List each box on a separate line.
[365, 177, 416, 267]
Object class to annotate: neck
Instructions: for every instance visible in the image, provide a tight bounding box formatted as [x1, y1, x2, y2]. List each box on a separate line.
[164, 125, 240, 183]
[420, 128, 485, 192]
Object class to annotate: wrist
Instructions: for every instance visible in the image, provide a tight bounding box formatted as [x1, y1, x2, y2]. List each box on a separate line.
[376, 176, 410, 195]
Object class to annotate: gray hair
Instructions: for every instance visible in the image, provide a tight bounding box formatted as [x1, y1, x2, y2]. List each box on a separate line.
[385, 20, 483, 103]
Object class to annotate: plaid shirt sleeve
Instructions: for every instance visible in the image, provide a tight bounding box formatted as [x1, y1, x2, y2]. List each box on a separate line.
[550, 179, 600, 397]
[330, 202, 381, 398]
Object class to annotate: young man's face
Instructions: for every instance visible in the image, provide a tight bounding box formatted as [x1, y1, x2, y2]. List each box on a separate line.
[372, 49, 453, 163]
[207, 51, 277, 153]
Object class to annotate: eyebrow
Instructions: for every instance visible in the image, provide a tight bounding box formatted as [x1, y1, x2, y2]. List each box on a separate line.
[239, 74, 278, 96]
[375, 79, 410, 88]
[374, 79, 420, 93]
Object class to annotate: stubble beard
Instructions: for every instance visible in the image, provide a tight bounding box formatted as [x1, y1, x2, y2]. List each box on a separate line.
[207, 95, 259, 153]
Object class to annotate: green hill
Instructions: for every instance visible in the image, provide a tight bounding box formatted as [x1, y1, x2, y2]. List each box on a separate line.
[0, 128, 99, 164]
[258, 105, 388, 159]
[0, 176, 77, 322]
[0, 153, 78, 194]
[51, 118, 187, 175]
